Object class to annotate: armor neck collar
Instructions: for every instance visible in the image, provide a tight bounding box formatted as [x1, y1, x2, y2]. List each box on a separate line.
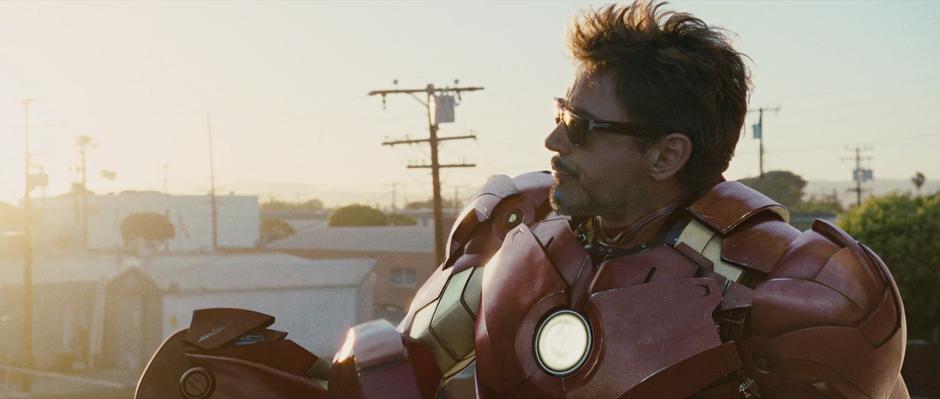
[584, 195, 691, 255]
[593, 201, 682, 249]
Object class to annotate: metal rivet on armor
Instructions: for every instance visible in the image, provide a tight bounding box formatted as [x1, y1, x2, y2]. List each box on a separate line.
[753, 354, 771, 373]
[505, 209, 522, 227]
[179, 367, 216, 399]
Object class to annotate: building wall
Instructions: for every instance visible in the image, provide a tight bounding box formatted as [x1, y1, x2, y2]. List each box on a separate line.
[33, 193, 260, 251]
[161, 287, 364, 356]
[284, 249, 437, 324]
[102, 271, 162, 372]
[0, 283, 98, 370]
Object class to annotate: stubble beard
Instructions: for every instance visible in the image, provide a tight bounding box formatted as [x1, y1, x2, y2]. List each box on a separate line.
[551, 178, 630, 220]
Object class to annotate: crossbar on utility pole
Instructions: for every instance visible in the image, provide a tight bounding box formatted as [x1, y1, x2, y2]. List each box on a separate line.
[372, 83, 483, 263]
[407, 163, 476, 169]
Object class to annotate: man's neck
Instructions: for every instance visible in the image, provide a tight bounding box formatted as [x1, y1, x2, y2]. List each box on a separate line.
[594, 185, 689, 248]
[599, 183, 687, 228]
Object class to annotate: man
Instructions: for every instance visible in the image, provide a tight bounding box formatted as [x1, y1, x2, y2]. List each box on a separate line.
[137, 2, 907, 398]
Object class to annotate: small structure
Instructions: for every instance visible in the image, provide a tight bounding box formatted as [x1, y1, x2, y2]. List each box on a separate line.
[0, 254, 129, 370]
[0, 251, 375, 374]
[139, 253, 375, 356]
[267, 224, 435, 324]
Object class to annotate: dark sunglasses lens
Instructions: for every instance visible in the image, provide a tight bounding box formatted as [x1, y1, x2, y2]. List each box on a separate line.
[564, 111, 587, 146]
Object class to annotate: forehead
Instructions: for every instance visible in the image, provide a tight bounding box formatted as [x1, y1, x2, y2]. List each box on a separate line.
[567, 70, 630, 121]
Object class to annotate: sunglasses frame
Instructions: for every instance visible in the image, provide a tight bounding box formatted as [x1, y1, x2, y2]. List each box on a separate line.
[554, 97, 648, 147]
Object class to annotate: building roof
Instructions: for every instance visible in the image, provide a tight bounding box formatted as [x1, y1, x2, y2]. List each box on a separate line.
[0, 253, 130, 285]
[143, 252, 375, 293]
[266, 224, 435, 253]
[0, 252, 374, 292]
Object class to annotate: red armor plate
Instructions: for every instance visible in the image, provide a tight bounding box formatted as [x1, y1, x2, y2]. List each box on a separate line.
[474, 217, 736, 398]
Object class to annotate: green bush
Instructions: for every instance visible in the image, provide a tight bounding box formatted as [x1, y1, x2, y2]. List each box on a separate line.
[838, 193, 940, 340]
[261, 198, 324, 212]
[328, 205, 388, 227]
[260, 217, 295, 243]
[739, 170, 806, 208]
[387, 213, 417, 226]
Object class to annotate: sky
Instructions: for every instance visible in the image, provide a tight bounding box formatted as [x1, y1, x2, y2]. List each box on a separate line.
[0, 1, 937, 207]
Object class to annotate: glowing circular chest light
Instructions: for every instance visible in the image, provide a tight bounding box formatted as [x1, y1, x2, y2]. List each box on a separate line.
[534, 309, 592, 376]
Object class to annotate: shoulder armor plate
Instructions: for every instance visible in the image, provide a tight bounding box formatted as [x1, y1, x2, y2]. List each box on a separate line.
[743, 219, 906, 398]
[687, 181, 789, 234]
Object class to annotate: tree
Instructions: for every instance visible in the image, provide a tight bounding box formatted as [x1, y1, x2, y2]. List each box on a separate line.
[912, 172, 926, 196]
[260, 217, 295, 244]
[386, 213, 418, 226]
[405, 198, 462, 210]
[839, 193, 940, 341]
[120, 212, 175, 249]
[791, 190, 844, 214]
[261, 198, 324, 212]
[738, 170, 806, 208]
[328, 205, 388, 227]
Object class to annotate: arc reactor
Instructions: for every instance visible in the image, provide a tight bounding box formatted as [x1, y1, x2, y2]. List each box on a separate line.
[534, 309, 592, 376]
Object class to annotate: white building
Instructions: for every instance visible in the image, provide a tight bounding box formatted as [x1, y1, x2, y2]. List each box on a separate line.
[141, 253, 375, 357]
[31, 191, 260, 251]
[0, 252, 375, 373]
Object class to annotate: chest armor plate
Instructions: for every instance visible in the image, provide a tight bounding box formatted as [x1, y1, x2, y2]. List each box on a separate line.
[473, 217, 728, 398]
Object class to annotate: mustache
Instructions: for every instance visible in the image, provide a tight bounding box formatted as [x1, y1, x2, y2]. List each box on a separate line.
[551, 156, 579, 178]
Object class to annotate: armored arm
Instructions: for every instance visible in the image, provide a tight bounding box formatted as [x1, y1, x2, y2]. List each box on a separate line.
[135, 308, 330, 399]
[740, 219, 908, 399]
[328, 172, 554, 399]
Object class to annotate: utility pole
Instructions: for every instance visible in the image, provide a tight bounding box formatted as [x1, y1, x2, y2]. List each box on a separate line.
[207, 113, 219, 252]
[21, 98, 34, 393]
[748, 106, 781, 178]
[162, 163, 169, 194]
[370, 82, 482, 263]
[75, 135, 95, 251]
[844, 146, 874, 207]
[387, 182, 399, 213]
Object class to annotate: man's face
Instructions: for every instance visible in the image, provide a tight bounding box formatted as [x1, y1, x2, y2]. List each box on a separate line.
[545, 71, 653, 220]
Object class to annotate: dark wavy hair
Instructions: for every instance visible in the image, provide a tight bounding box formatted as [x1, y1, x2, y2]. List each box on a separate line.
[568, 1, 751, 193]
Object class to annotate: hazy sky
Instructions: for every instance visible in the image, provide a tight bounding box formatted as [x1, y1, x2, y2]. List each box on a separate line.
[0, 1, 937, 206]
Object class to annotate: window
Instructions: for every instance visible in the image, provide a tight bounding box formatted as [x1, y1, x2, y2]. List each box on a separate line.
[391, 268, 417, 287]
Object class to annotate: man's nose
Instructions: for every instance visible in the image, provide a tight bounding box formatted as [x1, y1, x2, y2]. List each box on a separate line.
[545, 123, 572, 154]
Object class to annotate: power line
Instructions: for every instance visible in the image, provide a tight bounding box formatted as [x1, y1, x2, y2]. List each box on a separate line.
[752, 131, 940, 155]
[370, 81, 483, 263]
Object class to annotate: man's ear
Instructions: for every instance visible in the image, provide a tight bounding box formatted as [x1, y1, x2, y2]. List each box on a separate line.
[647, 133, 692, 181]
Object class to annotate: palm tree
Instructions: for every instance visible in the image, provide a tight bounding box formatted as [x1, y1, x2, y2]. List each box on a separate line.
[911, 172, 926, 196]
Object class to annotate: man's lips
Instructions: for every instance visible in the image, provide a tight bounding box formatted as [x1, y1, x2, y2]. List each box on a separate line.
[551, 157, 579, 179]
[552, 169, 575, 179]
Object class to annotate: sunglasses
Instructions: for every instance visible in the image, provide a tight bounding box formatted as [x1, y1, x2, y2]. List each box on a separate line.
[554, 97, 647, 147]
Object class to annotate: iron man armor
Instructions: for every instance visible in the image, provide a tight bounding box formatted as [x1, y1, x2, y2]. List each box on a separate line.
[136, 171, 908, 399]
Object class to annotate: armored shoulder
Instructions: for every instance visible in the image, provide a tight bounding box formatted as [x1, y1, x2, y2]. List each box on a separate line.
[682, 181, 907, 398]
[740, 218, 906, 398]
[397, 171, 554, 379]
[442, 171, 555, 272]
